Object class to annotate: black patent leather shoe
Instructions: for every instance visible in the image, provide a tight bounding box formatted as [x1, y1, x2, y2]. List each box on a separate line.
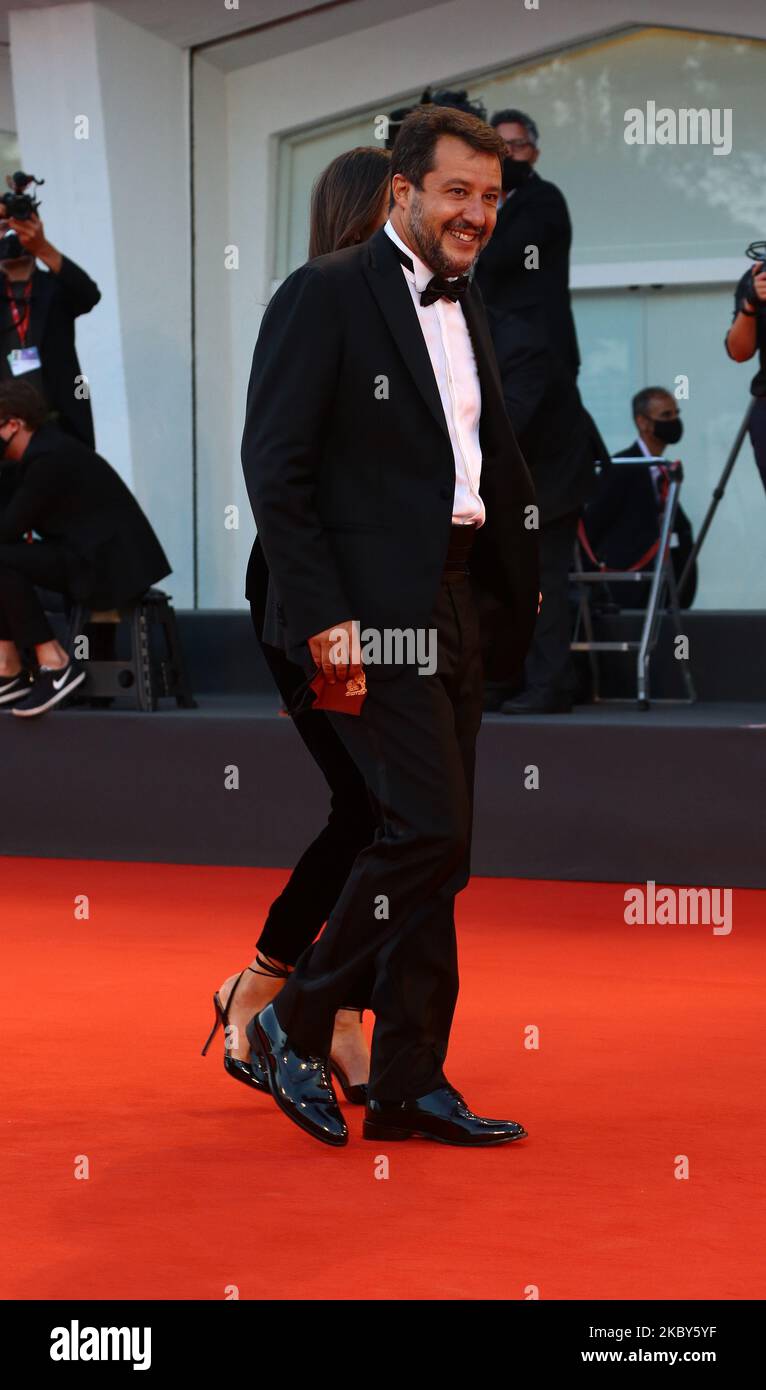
[247, 1002, 348, 1147]
[363, 1084, 528, 1146]
[330, 1059, 368, 1106]
[501, 689, 572, 715]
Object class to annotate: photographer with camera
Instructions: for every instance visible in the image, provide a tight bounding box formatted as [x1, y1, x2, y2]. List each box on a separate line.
[725, 251, 766, 491]
[0, 172, 100, 449]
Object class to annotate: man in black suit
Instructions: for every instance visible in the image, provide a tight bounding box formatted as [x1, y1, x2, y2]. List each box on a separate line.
[242, 105, 539, 1149]
[474, 108, 580, 379]
[482, 304, 604, 713]
[0, 380, 171, 716]
[0, 203, 100, 447]
[581, 386, 698, 609]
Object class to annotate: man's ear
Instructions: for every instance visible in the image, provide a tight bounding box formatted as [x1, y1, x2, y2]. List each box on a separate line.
[390, 173, 410, 209]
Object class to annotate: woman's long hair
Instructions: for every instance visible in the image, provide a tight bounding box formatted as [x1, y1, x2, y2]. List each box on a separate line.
[308, 146, 391, 259]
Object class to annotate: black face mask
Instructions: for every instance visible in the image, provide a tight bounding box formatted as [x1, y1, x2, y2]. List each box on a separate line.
[650, 417, 683, 445]
[501, 156, 532, 192]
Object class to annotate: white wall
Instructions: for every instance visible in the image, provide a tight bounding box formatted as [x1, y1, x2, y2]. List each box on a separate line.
[9, 2, 194, 604]
[192, 54, 236, 610]
[195, 0, 766, 610]
[0, 43, 15, 130]
[0, 43, 19, 173]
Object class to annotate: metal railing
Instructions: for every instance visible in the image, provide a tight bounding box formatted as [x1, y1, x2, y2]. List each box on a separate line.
[569, 458, 696, 709]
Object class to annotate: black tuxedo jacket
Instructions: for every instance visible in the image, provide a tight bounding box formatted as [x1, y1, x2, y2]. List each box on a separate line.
[487, 302, 602, 523]
[474, 171, 580, 377]
[582, 441, 698, 607]
[0, 422, 171, 606]
[11, 258, 101, 447]
[241, 225, 539, 681]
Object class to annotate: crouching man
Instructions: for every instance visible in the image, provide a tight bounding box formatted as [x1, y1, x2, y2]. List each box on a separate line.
[0, 380, 171, 716]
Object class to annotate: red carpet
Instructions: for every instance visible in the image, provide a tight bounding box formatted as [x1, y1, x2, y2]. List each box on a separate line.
[2, 858, 764, 1301]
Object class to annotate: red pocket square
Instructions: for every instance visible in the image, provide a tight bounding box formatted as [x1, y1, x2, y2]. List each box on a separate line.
[309, 669, 367, 715]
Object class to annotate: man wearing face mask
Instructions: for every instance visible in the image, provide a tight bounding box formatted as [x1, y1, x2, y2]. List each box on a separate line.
[581, 386, 698, 609]
[474, 108, 580, 380]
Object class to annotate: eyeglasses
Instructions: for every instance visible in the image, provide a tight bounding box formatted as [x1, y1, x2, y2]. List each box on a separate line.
[505, 138, 535, 152]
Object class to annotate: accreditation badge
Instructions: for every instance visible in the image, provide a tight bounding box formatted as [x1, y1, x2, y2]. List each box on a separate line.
[7, 346, 42, 376]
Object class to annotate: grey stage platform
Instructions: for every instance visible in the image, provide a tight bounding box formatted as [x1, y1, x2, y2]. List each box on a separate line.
[3, 614, 765, 885]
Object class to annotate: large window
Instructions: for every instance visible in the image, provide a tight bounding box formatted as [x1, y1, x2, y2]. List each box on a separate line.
[273, 26, 766, 609]
[277, 27, 766, 280]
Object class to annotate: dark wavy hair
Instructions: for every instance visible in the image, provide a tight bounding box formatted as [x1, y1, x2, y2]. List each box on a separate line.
[391, 104, 506, 191]
[632, 386, 673, 420]
[308, 146, 392, 258]
[0, 379, 50, 429]
[489, 108, 540, 145]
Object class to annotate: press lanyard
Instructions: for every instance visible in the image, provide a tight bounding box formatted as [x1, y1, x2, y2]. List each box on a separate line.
[5, 278, 32, 348]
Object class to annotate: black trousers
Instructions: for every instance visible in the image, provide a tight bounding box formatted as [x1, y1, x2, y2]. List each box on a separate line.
[524, 508, 579, 696]
[273, 567, 484, 1104]
[0, 541, 79, 646]
[748, 396, 766, 494]
[250, 606, 379, 974]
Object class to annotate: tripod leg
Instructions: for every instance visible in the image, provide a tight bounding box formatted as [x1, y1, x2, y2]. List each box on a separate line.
[637, 480, 680, 707]
[678, 398, 754, 594]
[665, 564, 696, 702]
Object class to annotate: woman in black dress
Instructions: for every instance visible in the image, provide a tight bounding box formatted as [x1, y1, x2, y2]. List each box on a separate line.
[203, 148, 392, 1104]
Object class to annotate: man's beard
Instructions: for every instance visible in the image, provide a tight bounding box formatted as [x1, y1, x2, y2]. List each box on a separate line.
[408, 194, 485, 277]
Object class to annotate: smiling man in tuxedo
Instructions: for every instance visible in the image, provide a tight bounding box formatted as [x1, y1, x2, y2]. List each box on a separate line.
[241, 105, 539, 1148]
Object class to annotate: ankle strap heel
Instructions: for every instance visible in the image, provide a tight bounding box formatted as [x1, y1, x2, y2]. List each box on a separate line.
[249, 953, 292, 981]
[200, 968, 268, 1092]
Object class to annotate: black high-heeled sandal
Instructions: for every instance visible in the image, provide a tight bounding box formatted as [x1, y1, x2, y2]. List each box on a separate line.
[201, 962, 280, 1092]
[330, 1007, 369, 1106]
[208, 958, 370, 1106]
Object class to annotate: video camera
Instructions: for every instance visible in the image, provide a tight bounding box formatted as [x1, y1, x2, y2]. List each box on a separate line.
[0, 171, 44, 261]
[743, 240, 766, 312]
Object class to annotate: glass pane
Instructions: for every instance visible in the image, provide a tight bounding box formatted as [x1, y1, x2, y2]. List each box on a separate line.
[277, 28, 766, 277]
[477, 27, 766, 266]
[644, 286, 764, 609]
[576, 285, 766, 608]
[576, 291, 646, 450]
[277, 109, 410, 278]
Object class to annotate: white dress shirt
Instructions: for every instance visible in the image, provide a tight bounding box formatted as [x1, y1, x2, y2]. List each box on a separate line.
[383, 219, 485, 526]
[636, 434, 678, 547]
[636, 433, 663, 498]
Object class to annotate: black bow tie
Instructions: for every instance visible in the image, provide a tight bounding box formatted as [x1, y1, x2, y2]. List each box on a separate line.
[391, 241, 470, 307]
